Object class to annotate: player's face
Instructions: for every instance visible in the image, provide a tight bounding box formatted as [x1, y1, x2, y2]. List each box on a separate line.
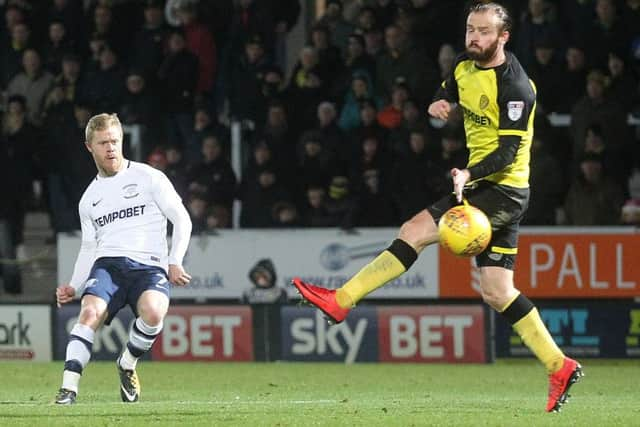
[86, 125, 124, 176]
[465, 11, 508, 63]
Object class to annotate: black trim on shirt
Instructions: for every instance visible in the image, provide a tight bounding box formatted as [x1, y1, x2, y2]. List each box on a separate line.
[496, 53, 535, 133]
[433, 52, 469, 103]
[467, 135, 521, 180]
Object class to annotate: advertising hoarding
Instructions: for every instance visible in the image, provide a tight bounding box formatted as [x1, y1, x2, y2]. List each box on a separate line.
[281, 305, 488, 363]
[1, 305, 51, 361]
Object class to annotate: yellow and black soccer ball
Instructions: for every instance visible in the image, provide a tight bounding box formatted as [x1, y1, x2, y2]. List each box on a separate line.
[438, 202, 492, 257]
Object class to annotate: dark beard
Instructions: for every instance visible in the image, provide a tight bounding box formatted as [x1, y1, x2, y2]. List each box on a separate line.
[465, 38, 499, 63]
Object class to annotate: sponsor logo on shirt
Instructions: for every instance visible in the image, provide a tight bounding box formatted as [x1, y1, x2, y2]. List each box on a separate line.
[94, 204, 146, 227]
[461, 106, 490, 126]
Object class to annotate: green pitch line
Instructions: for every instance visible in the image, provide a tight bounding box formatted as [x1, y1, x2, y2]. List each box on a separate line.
[0, 360, 637, 426]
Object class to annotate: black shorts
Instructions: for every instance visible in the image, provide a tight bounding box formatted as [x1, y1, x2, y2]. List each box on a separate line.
[427, 180, 529, 269]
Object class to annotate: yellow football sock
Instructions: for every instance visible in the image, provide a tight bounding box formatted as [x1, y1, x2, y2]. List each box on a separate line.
[336, 288, 355, 308]
[337, 250, 408, 308]
[513, 308, 565, 373]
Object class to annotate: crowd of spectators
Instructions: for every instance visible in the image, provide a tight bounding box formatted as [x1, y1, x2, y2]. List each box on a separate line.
[1, 0, 639, 265]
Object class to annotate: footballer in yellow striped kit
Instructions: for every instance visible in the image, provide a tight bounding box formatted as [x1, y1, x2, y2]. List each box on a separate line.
[292, 2, 583, 412]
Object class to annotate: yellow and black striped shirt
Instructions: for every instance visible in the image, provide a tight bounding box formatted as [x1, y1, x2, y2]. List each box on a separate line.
[439, 51, 536, 189]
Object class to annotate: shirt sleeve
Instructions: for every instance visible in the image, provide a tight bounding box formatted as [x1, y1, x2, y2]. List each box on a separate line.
[433, 53, 467, 103]
[467, 135, 521, 180]
[69, 201, 97, 294]
[498, 74, 536, 138]
[152, 170, 192, 266]
[433, 70, 459, 103]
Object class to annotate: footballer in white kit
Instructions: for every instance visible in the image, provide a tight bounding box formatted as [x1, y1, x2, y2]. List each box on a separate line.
[55, 113, 192, 405]
[76, 161, 186, 320]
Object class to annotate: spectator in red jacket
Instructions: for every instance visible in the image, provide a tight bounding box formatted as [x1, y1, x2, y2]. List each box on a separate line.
[175, 1, 217, 95]
[377, 77, 410, 130]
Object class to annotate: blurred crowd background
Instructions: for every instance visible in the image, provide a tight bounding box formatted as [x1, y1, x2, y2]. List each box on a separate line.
[0, 0, 639, 253]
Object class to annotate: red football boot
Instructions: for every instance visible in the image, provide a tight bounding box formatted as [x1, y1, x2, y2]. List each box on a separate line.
[292, 278, 350, 324]
[546, 357, 584, 412]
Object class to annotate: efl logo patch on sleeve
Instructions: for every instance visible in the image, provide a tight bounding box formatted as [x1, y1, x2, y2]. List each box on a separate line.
[507, 101, 524, 121]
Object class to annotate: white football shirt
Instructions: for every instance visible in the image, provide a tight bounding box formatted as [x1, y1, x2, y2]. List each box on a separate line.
[69, 161, 192, 291]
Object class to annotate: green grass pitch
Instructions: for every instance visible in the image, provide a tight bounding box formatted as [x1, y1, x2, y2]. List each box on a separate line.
[0, 360, 637, 426]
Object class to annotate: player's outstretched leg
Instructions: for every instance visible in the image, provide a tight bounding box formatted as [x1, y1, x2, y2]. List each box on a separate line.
[55, 323, 95, 404]
[293, 238, 418, 324]
[117, 317, 163, 402]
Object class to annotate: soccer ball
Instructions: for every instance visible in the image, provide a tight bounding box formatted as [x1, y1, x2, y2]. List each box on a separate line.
[438, 203, 492, 257]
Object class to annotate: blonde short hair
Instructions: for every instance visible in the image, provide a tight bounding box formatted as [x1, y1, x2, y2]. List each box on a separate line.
[85, 113, 122, 143]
